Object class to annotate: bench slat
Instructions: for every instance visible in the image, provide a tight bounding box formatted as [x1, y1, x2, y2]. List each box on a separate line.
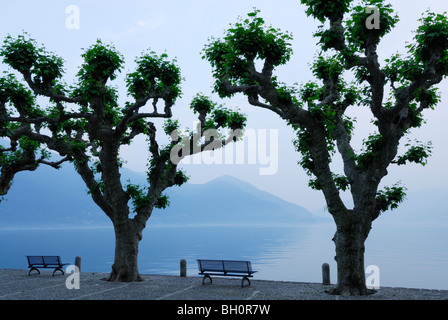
[27, 256, 44, 265]
[197, 259, 257, 287]
[198, 259, 255, 273]
[26, 255, 68, 276]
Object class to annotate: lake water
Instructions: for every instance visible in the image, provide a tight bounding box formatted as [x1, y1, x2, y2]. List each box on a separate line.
[0, 222, 447, 290]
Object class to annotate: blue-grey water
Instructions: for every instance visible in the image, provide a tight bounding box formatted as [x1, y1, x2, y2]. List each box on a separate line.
[0, 222, 447, 290]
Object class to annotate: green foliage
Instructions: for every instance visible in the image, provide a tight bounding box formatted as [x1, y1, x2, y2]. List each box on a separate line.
[299, 81, 324, 106]
[354, 133, 383, 168]
[300, 0, 352, 22]
[345, 1, 399, 50]
[126, 181, 174, 212]
[203, 9, 293, 97]
[77, 40, 123, 82]
[190, 93, 247, 131]
[394, 141, 432, 166]
[1, 34, 65, 91]
[126, 50, 182, 102]
[125, 183, 152, 213]
[224, 109, 247, 131]
[173, 169, 189, 186]
[309, 173, 350, 191]
[412, 11, 448, 71]
[0, 73, 41, 117]
[312, 55, 344, 81]
[0, 136, 41, 167]
[154, 194, 170, 209]
[163, 119, 180, 136]
[1, 33, 39, 74]
[292, 125, 314, 175]
[125, 180, 175, 211]
[69, 40, 124, 126]
[376, 184, 407, 212]
[190, 93, 216, 115]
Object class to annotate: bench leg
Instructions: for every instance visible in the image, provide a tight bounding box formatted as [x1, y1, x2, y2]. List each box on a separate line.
[202, 274, 212, 285]
[28, 268, 40, 276]
[52, 267, 65, 276]
[242, 276, 251, 287]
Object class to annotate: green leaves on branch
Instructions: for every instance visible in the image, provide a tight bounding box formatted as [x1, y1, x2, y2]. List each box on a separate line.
[1, 34, 38, 73]
[393, 141, 432, 166]
[190, 94, 247, 131]
[412, 11, 448, 70]
[203, 9, 293, 97]
[345, 1, 399, 50]
[309, 173, 351, 191]
[125, 184, 152, 212]
[353, 133, 383, 168]
[1, 34, 64, 90]
[0, 136, 42, 167]
[126, 50, 182, 103]
[301, 0, 351, 23]
[77, 40, 123, 83]
[0, 73, 41, 118]
[376, 184, 406, 212]
[72, 41, 123, 124]
[312, 55, 344, 82]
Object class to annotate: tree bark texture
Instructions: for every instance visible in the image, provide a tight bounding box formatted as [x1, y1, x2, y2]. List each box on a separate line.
[106, 220, 144, 282]
[330, 211, 374, 295]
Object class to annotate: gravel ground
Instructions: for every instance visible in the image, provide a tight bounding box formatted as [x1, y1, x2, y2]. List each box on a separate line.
[1, 268, 447, 300]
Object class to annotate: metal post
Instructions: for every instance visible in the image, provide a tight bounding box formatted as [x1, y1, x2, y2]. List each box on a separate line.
[75, 256, 81, 272]
[180, 259, 187, 277]
[322, 263, 330, 285]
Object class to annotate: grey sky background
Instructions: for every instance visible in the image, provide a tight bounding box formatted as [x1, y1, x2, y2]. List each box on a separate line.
[1, 0, 447, 212]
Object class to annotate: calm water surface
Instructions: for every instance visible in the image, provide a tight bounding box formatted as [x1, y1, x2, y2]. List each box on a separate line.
[0, 222, 447, 290]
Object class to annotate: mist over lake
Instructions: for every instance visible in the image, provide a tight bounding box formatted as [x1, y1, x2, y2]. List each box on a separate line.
[1, 222, 447, 290]
[0, 165, 447, 290]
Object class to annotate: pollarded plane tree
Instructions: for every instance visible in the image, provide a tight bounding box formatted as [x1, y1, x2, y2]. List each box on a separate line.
[203, 0, 448, 295]
[0, 34, 246, 281]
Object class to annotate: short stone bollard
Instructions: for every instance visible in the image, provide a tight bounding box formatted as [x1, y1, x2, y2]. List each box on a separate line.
[75, 256, 81, 272]
[322, 263, 330, 285]
[180, 259, 187, 277]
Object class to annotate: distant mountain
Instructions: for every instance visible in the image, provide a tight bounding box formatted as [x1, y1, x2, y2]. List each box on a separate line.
[0, 165, 109, 228]
[150, 175, 318, 226]
[0, 165, 319, 229]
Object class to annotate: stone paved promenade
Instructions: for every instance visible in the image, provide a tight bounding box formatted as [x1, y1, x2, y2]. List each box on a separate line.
[1, 269, 447, 300]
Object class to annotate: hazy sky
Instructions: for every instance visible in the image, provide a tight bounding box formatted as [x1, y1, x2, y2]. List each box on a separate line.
[1, 0, 447, 212]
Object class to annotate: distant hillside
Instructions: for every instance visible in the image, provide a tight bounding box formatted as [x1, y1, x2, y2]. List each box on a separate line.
[0, 165, 108, 228]
[0, 165, 319, 229]
[150, 175, 318, 226]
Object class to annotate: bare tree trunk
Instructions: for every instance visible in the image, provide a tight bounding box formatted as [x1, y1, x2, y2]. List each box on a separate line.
[329, 212, 374, 296]
[106, 220, 144, 282]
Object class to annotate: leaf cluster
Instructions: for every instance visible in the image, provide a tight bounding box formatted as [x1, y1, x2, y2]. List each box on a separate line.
[126, 51, 182, 103]
[375, 184, 407, 212]
[345, 1, 399, 50]
[203, 9, 293, 97]
[190, 93, 247, 131]
[300, 0, 351, 23]
[1, 33, 64, 90]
